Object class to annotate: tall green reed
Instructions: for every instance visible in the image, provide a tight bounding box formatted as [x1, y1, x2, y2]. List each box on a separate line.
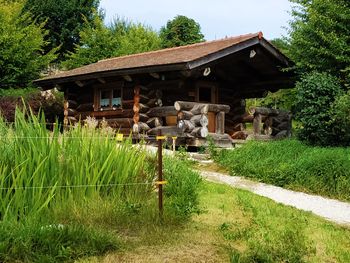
[0, 109, 153, 220]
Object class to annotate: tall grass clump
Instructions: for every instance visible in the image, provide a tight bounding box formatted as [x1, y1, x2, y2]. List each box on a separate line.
[0, 108, 156, 261]
[0, 109, 153, 220]
[214, 139, 350, 201]
[163, 157, 202, 220]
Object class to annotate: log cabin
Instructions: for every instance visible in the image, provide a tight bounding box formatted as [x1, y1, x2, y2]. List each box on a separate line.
[34, 32, 294, 147]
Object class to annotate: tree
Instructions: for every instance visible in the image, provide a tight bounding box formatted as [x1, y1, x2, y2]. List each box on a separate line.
[288, 0, 350, 86]
[295, 72, 344, 146]
[160, 15, 204, 48]
[330, 91, 350, 146]
[62, 17, 161, 70]
[23, 0, 100, 60]
[0, 1, 56, 88]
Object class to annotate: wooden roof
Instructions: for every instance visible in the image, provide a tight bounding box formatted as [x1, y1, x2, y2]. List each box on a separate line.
[34, 32, 291, 87]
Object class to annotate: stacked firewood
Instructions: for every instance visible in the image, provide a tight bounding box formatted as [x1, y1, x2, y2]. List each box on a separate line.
[176, 103, 209, 138]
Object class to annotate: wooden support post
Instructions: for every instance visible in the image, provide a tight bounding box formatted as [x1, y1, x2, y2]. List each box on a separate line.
[172, 136, 177, 154]
[215, 111, 225, 134]
[133, 86, 140, 137]
[253, 113, 262, 136]
[157, 130, 164, 219]
[63, 99, 69, 130]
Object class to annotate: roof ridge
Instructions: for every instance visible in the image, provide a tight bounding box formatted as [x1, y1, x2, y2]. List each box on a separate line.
[98, 32, 261, 63]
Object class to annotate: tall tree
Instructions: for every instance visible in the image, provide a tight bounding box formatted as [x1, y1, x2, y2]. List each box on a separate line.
[288, 0, 350, 86]
[62, 17, 161, 70]
[0, 1, 56, 88]
[160, 15, 204, 48]
[24, 0, 100, 60]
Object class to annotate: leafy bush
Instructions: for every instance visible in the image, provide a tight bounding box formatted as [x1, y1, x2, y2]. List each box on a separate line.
[0, 89, 63, 123]
[0, 220, 117, 263]
[330, 91, 350, 145]
[214, 140, 350, 201]
[295, 72, 344, 146]
[163, 157, 202, 219]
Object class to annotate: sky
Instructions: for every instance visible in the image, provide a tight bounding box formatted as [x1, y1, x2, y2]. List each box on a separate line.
[99, 0, 293, 40]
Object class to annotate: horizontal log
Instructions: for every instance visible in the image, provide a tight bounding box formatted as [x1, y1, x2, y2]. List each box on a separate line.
[146, 106, 177, 117]
[133, 103, 150, 114]
[174, 101, 230, 113]
[228, 113, 254, 123]
[105, 118, 133, 128]
[190, 114, 208, 127]
[146, 117, 163, 128]
[90, 109, 134, 118]
[147, 126, 182, 137]
[207, 133, 232, 141]
[76, 103, 94, 112]
[134, 94, 150, 104]
[191, 127, 209, 138]
[177, 120, 195, 133]
[251, 107, 279, 116]
[177, 110, 194, 120]
[123, 100, 135, 109]
[132, 122, 150, 133]
[190, 104, 209, 115]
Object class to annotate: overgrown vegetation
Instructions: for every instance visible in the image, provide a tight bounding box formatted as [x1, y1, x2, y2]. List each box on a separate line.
[213, 139, 350, 201]
[0, 110, 201, 262]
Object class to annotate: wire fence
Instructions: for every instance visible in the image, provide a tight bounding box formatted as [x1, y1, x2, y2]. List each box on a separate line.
[0, 182, 154, 191]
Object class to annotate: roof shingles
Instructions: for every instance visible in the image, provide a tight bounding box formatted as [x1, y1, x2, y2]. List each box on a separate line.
[38, 32, 262, 83]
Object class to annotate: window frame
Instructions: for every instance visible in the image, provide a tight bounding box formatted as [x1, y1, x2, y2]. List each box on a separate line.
[94, 82, 124, 111]
[195, 81, 217, 104]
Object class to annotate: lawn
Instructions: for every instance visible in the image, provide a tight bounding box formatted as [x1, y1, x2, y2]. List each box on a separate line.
[82, 181, 350, 263]
[212, 139, 350, 201]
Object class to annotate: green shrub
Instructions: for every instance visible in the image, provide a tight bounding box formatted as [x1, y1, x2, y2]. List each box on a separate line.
[330, 91, 350, 145]
[214, 140, 350, 201]
[163, 157, 202, 219]
[0, 220, 117, 263]
[295, 72, 344, 146]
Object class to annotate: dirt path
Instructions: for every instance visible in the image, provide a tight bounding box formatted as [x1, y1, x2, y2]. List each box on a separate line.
[199, 170, 350, 226]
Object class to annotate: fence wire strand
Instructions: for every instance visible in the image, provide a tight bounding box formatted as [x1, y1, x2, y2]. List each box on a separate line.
[0, 182, 154, 191]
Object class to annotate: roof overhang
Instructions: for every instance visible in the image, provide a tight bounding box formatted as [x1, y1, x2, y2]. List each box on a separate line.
[34, 33, 293, 89]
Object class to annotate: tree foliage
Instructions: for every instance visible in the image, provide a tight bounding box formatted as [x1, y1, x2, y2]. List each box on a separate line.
[62, 17, 161, 70]
[0, 1, 56, 88]
[329, 91, 350, 146]
[295, 72, 344, 146]
[23, 0, 100, 60]
[160, 15, 204, 48]
[288, 0, 350, 86]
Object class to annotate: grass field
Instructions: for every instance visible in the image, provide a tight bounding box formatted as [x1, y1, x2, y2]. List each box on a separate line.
[212, 139, 350, 202]
[82, 181, 350, 263]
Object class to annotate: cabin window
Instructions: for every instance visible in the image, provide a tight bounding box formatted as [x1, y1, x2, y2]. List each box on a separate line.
[198, 87, 212, 103]
[196, 82, 217, 103]
[99, 88, 122, 110]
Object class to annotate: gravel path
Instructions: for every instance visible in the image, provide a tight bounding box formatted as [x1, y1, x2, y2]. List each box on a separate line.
[199, 170, 350, 226]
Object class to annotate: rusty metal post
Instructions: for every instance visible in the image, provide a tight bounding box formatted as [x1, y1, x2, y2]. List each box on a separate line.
[157, 129, 163, 218]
